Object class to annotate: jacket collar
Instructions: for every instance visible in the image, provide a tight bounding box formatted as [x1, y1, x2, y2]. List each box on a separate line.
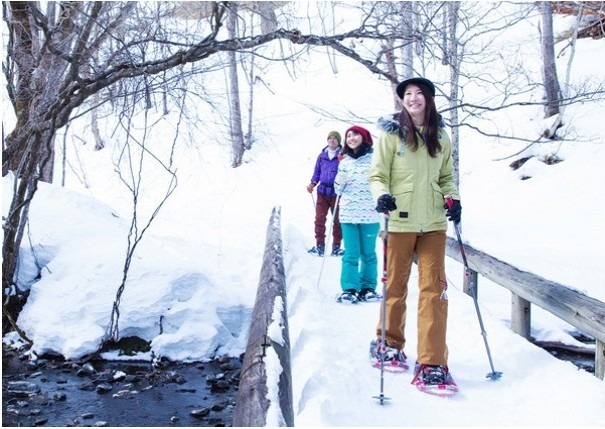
[376, 112, 446, 134]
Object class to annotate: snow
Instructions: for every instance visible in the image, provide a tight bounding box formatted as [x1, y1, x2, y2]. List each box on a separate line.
[3, 6, 605, 427]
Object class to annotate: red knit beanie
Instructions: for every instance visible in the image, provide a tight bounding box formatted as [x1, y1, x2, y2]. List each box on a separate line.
[345, 125, 373, 147]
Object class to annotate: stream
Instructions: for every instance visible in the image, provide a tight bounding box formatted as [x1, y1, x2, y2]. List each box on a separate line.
[2, 346, 241, 427]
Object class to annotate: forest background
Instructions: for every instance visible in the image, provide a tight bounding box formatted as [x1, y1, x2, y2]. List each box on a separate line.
[2, 0, 604, 377]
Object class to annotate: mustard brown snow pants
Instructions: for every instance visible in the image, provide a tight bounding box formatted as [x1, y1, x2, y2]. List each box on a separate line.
[376, 230, 449, 366]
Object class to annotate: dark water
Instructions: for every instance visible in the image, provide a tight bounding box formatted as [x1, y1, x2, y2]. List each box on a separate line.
[2, 347, 241, 427]
[3, 339, 596, 426]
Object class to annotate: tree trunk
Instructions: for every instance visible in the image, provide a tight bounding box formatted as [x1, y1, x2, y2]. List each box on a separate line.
[5, 2, 35, 177]
[446, 1, 461, 189]
[227, 4, 246, 168]
[539, 2, 561, 119]
[400, 1, 415, 79]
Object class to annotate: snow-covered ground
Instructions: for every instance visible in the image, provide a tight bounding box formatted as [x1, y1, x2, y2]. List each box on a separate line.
[3, 4, 604, 426]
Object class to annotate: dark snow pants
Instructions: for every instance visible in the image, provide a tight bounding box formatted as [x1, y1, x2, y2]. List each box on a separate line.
[314, 193, 342, 247]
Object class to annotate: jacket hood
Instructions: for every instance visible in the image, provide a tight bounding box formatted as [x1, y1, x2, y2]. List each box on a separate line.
[377, 112, 401, 134]
[377, 112, 446, 134]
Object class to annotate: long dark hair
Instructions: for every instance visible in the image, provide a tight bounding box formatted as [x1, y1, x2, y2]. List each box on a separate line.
[398, 83, 442, 157]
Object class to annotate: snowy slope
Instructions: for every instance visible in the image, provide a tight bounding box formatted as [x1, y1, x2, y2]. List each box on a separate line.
[2, 4, 604, 426]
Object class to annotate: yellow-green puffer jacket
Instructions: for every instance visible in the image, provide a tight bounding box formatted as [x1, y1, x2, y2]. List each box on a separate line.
[369, 113, 460, 233]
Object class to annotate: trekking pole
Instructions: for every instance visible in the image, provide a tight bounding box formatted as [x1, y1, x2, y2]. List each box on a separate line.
[373, 213, 391, 404]
[445, 196, 502, 381]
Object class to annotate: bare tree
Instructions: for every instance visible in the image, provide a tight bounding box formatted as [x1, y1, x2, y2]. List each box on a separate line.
[539, 1, 562, 120]
[0, 1, 406, 334]
[3, 1, 604, 341]
[444, 1, 461, 188]
[226, 3, 246, 167]
[106, 108, 178, 343]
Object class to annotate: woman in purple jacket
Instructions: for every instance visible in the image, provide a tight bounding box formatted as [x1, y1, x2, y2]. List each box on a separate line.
[306, 131, 344, 257]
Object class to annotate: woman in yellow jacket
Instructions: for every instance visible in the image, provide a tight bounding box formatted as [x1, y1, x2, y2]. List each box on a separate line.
[369, 77, 461, 390]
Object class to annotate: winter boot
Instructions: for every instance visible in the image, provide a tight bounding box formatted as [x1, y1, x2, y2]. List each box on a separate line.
[336, 289, 358, 304]
[357, 288, 381, 302]
[331, 245, 345, 256]
[412, 364, 448, 385]
[411, 363, 458, 395]
[308, 244, 325, 256]
[369, 339, 409, 371]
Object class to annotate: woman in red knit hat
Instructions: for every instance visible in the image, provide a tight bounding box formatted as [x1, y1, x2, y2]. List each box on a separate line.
[333, 125, 381, 303]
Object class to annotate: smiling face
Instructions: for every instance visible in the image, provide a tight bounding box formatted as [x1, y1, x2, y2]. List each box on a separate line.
[402, 84, 427, 125]
[345, 130, 363, 151]
[327, 135, 340, 150]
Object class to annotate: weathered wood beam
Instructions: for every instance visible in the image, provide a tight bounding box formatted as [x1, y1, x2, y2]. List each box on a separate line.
[445, 236, 605, 380]
[233, 206, 293, 427]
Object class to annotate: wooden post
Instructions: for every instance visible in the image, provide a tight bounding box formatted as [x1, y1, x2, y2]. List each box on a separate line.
[596, 340, 605, 380]
[511, 293, 531, 339]
[463, 268, 478, 298]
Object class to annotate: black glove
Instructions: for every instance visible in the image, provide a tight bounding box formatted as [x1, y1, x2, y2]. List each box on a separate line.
[376, 194, 397, 213]
[444, 199, 462, 224]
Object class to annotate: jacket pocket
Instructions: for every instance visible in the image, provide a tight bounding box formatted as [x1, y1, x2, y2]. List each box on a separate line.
[430, 182, 445, 219]
[391, 182, 414, 222]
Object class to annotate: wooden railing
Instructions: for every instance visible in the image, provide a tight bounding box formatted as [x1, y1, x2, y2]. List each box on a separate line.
[445, 236, 605, 380]
[234, 211, 604, 428]
[233, 207, 294, 427]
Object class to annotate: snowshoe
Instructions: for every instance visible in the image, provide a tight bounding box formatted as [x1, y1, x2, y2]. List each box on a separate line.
[369, 339, 409, 372]
[411, 363, 458, 397]
[331, 245, 345, 256]
[336, 289, 358, 304]
[357, 289, 382, 302]
[308, 244, 325, 257]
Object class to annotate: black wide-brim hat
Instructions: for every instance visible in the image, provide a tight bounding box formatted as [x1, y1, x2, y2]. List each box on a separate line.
[396, 77, 436, 98]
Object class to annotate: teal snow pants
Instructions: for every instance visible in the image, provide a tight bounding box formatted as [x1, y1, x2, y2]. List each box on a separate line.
[340, 222, 380, 292]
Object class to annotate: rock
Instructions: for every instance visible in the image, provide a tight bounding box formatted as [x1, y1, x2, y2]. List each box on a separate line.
[53, 392, 67, 401]
[76, 363, 96, 377]
[210, 380, 230, 392]
[3, 347, 239, 427]
[7, 381, 40, 396]
[211, 401, 227, 412]
[79, 381, 96, 391]
[30, 393, 50, 406]
[112, 389, 138, 399]
[219, 361, 236, 371]
[94, 370, 114, 383]
[95, 383, 113, 394]
[113, 370, 126, 381]
[190, 407, 211, 418]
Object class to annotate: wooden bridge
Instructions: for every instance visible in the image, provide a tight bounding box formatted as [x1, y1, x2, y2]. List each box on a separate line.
[233, 207, 605, 426]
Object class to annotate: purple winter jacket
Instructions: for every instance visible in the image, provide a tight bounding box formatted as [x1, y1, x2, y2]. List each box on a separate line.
[311, 146, 341, 198]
